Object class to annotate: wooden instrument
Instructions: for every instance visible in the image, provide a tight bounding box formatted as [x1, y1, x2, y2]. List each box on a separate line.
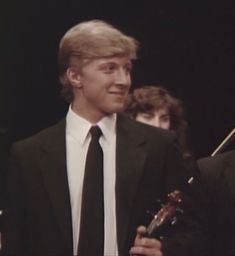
[145, 190, 182, 238]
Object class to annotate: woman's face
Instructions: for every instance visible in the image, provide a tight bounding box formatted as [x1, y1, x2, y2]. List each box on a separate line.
[135, 108, 170, 130]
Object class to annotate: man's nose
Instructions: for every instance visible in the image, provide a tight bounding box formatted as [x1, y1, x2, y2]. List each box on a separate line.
[115, 69, 130, 86]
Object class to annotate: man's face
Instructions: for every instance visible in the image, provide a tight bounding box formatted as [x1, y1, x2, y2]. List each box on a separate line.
[71, 56, 132, 122]
[136, 108, 170, 130]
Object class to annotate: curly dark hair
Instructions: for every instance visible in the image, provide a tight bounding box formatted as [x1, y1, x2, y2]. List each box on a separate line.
[125, 86, 192, 158]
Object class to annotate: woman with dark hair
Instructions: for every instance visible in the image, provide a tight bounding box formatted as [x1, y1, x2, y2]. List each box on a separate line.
[126, 85, 192, 159]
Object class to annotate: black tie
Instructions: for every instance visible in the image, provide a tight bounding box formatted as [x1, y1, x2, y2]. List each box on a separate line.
[78, 126, 104, 256]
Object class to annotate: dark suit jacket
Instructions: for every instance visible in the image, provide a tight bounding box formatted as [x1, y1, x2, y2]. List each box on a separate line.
[0, 129, 10, 230]
[198, 150, 235, 256]
[2, 114, 206, 256]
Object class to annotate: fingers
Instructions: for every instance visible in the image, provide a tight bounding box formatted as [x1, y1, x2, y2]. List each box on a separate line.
[136, 226, 147, 240]
[129, 226, 163, 256]
[130, 246, 163, 256]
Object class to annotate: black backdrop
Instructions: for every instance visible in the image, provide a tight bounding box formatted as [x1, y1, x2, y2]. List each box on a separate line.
[1, 0, 234, 158]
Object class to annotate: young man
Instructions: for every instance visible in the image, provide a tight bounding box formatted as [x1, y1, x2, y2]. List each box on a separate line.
[2, 20, 206, 256]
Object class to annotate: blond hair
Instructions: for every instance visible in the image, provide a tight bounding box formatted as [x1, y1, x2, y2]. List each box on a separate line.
[58, 20, 139, 102]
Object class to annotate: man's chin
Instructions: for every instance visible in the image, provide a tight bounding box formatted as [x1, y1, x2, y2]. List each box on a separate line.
[114, 103, 126, 112]
[105, 105, 125, 115]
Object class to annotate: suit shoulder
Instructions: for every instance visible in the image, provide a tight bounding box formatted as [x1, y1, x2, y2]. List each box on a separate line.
[197, 150, 235, 185]
[198, 150, 235, 170]
[12, 119, 65, 152]
[117, 113, 176, 144]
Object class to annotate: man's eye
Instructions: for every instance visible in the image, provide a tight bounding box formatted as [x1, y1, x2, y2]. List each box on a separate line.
[125, 66, 132, 74]
[104, 65, 115, 73]
[108, 65, 115, 70]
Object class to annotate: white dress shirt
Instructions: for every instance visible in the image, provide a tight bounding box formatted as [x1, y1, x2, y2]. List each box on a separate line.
[66, 106, 118, 255]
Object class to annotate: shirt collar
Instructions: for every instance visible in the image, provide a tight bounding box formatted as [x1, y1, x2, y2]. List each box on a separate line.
[98, 113, 116, 145]
[66, 105, 116, 145]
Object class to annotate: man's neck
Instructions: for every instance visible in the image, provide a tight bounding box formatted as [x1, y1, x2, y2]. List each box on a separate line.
[71, 102, 107, 124]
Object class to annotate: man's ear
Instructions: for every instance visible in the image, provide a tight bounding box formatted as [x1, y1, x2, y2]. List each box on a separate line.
[66, 67, 82, 88]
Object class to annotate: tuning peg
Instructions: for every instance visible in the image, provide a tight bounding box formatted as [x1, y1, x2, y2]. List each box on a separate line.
[171, 217, 178, 225]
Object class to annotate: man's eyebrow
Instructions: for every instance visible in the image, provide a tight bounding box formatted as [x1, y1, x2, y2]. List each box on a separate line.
[99, 61, 117, 66]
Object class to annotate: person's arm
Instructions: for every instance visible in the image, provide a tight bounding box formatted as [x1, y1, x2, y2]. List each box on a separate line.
[1, 143, 26, 255]
[133, 140, 207, 256]
[161, 143, 208, 256]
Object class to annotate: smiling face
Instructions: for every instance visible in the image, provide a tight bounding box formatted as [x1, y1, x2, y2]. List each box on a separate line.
[67, 55, 132, 123]
[136, 108, 170, 130]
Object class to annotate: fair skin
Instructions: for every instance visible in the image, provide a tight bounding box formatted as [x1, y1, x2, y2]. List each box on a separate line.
[67, 55, 163, 255]
[67, 56, 132, 123]
[130, 226, 163, 256]
[136, 108, 170, 130]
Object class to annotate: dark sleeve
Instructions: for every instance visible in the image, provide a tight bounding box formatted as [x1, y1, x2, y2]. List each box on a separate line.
[1, 144, 26, 255]
[161, 143, 208, 256]
[197, 152, 235, 256]
[0, 130, 10, 232]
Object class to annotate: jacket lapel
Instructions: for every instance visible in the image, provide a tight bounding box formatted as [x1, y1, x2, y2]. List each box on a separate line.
[38, 115, 149, 253]
[115, 115, 147, 254]
[39, 120, 73, 251]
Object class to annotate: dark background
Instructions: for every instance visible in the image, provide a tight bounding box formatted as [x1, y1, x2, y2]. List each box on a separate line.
[1, 0, 234, 158]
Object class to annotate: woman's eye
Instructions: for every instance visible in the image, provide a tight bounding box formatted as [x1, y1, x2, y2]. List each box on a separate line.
[142, 114, 153, 120]
[161, 115, 170, 122]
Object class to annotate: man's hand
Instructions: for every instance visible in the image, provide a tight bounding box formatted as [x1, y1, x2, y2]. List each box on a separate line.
[129, 226, 163, 256]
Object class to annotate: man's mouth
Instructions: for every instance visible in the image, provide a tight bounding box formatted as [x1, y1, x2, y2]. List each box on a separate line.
[109, 91, 127, 96]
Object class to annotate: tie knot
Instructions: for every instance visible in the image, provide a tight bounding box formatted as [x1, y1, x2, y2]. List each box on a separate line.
[90, 126, 102, 140]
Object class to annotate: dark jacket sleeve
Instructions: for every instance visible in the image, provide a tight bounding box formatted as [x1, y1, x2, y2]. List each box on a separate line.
[0, 129, 10, 232]
[161, 143, 208, 256]
[197, 151, 235, 256]
[1, 144, 27, 255]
